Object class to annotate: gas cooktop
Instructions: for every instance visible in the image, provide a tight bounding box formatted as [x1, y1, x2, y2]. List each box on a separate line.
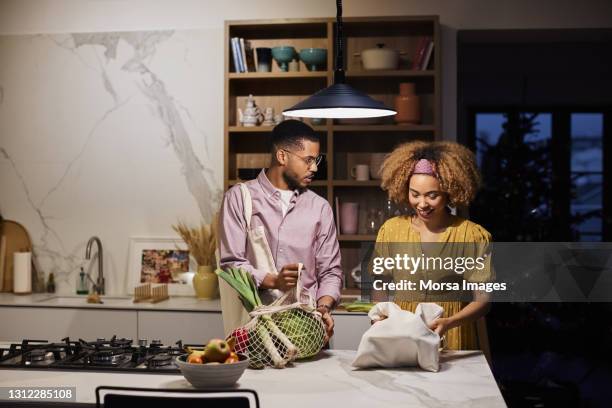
[0, 336, 197, 373]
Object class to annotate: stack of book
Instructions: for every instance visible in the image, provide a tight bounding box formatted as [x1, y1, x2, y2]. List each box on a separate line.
[230, 37, 256, 73]
[411, 36, 435, 70]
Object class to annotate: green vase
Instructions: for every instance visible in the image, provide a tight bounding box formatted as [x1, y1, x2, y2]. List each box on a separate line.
[192, 265, 218, 299]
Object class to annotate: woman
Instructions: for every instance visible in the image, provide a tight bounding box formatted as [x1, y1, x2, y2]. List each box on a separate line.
[374, 140, 492, 350]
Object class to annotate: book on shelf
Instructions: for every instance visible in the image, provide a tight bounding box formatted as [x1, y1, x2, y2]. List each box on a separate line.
[420, 40, 434, 70]
[239, 38, 248, 72]
[244, 40, 256, 72]
[231, 37, 245, 72]
[230, 37, 240, 72]
[411, 36, 431, 70]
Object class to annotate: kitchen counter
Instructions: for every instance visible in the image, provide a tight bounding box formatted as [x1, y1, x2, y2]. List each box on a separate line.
[0, 294, 371, 347]
[0, 350, 506, 407]
[0, 293, 366, 315]
[0, 293, 222, 312]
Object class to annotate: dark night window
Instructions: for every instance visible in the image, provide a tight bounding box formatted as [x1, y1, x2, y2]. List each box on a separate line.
[570, 113, 603, 241]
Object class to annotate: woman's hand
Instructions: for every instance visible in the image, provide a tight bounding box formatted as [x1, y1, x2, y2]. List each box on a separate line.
[370, 315, 387, 325]
[428, 317, 454, 336]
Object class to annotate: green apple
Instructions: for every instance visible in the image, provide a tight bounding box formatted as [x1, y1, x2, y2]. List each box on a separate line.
[203, 339, 231, 363]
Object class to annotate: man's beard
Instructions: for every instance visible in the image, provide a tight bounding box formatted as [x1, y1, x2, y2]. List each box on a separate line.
[282, 170, 306, 192]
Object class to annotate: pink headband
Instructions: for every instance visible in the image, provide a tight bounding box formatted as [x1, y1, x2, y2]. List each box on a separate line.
[413, 159, 437, 177]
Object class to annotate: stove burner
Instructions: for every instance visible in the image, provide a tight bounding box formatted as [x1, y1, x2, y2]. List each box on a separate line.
[147, 354, 172, 368]
[91, 349, 128, 365]
[27, 350, 48, 362]
[1, 337, 194, 373]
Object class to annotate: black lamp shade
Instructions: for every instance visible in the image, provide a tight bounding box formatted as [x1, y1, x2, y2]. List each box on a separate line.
[283, 83, 396, 119]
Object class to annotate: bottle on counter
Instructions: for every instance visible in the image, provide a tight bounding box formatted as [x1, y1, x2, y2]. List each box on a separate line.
[76, 268, 88, 295]
[46, 272, 55, 293]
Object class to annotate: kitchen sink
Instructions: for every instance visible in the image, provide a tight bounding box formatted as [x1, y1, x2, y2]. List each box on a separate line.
[34, 295, 132, 306]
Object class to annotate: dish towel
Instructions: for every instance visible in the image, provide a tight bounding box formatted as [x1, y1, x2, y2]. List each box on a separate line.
[352, 302, 444, 372]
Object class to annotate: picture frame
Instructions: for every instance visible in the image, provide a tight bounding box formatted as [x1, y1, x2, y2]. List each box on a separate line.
[127, 236, 197, 296]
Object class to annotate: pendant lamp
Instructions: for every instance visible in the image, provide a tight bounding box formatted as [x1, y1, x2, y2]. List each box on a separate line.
[283, 0, 396, 119]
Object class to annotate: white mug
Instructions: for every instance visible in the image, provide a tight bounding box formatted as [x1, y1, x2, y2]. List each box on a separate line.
[351, 164, 370, 181]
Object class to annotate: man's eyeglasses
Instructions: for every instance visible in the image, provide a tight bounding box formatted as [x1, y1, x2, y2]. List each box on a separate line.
[281, 149, 324, 167]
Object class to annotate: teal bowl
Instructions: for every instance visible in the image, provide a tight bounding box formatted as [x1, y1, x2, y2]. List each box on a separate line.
[299, 48, 327, 71]
[271, 46, 296, 72]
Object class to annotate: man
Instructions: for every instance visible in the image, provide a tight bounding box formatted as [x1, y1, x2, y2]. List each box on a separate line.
[219, 119, 342, 341]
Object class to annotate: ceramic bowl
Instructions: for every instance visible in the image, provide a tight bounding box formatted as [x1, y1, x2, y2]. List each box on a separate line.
[176, 353, 249, 388]
[271, 46, 296, 71]
[299, 48, 327, 71]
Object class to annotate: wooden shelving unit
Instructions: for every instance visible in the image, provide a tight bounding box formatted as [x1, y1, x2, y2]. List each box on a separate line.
[346, 69, 435, 78]
[228, 71, 328, 79]
[224, 16, 441, 292]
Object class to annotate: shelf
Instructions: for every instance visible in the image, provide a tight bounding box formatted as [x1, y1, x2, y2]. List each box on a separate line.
[228, 126, 328, 133]
[346, 70, 434, 78]
[228, 179, 328, 187]
[333, 180, 382, 187]
[228, 70, 433, 80]
[338, 234, 377, 242]
[228, 71, 328, 79]
[332, 124, 435, 132]
[228, 125, 432, 133]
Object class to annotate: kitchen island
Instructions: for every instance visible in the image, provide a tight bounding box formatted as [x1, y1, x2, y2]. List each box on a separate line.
[0, 350, 506, 407]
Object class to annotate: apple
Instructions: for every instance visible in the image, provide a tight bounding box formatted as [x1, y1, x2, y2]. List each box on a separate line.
[203, 339, 231, 363]
[187, 353, 203, 364]
[224, 352, 239, 364]
[229, 328, 249, 354]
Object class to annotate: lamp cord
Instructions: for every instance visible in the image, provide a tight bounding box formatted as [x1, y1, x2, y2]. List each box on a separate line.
[334, 0, 345, 83]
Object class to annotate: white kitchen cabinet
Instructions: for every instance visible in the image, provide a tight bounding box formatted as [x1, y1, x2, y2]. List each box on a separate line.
[330, 313, 371, 350]
[0, 307, 137, 341]
[137, 311, 224, 344]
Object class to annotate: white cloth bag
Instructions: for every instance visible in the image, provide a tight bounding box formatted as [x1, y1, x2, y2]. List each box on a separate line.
[352, 302, 444, 372]
[219, 183, 283, 336]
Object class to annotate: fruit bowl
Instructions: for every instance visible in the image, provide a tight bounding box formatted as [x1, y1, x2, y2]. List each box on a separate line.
[176, 353, 249, 388]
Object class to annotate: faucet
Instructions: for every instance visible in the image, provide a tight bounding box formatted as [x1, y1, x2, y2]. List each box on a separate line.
[85, 236, 104, 295]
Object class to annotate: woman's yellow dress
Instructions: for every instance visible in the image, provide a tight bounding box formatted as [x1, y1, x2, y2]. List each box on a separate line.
[375, 215, 493, 350]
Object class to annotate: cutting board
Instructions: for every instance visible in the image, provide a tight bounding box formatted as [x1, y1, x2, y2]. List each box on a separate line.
[0, 220, 33, 292]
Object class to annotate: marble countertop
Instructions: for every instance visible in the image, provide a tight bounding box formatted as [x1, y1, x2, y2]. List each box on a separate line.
[0, 293, 367, 315]
[0, 350, 506, 407]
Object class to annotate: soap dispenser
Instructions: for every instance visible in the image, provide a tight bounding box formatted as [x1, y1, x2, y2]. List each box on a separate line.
[76, 267, 89, 295]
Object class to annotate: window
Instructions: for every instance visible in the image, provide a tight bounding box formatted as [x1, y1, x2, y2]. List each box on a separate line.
[570, 113, 603, 241]
[471, 110, 608, 242]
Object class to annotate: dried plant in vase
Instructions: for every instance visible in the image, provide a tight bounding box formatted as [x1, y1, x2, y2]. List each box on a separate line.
[172, 217, 219, 299]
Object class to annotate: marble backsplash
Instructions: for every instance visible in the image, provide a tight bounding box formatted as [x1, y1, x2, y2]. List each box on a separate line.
[0, 30, 223, 294]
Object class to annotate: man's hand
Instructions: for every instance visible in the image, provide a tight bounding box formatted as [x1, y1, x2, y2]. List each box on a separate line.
[260, 264, 299, 291]
[317, 305, 334, 344]
[275, 264, 299, 291]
